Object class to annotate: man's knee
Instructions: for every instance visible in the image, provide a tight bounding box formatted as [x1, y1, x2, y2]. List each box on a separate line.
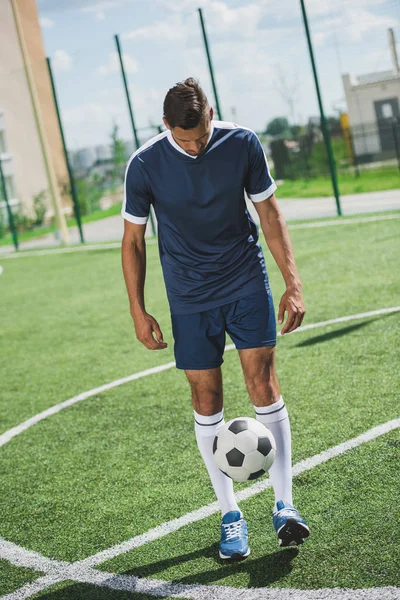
[185, 368, 223, 415]
[239, 349, 280, 405]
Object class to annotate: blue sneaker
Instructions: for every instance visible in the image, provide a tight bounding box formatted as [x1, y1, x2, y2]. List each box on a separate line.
[219, 511, 250, 560]
[272, 501, 310, 547]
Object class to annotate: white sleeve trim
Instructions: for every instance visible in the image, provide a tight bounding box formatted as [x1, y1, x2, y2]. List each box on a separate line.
[248, 181, 277, 203]
[121, 210, 149, 224]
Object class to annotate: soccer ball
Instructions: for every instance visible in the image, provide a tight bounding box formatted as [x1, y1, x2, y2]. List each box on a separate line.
[213, 417, 276, 482]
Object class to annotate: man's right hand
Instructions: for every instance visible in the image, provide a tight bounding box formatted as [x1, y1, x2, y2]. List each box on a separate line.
[132, 311, 168, 350]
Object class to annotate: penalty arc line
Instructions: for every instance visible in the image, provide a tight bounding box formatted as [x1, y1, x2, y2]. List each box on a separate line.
[0, 305, 399, 450]
[1, 418, 399, 600]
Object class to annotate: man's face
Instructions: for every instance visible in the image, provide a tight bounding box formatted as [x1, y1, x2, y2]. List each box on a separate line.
[164, 107, 214, 156]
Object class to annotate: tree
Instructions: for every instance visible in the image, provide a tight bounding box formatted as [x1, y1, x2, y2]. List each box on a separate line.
[275, 68, 301, 126]
[265, 117, 290, 137]
[110, 121, 126, 189]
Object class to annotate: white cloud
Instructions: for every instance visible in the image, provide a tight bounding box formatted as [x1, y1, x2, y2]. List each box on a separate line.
[39, 16, 54, 29]
[53, 50, 72, 72]
[97, 52, 139, 76]
[80, 0, 135, 13]
[96, 11, 105, 21]
[343, 8, 398, 42]
[62, 84, 164, 148]
[123, 18, 186, 42]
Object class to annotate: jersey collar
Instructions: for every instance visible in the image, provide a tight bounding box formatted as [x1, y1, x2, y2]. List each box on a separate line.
[167, 121, 215, 159]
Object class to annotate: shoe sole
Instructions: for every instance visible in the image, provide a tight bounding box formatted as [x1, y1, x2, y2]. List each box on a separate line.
[277, 518, 310, 547]
[219, 548, 251, 561]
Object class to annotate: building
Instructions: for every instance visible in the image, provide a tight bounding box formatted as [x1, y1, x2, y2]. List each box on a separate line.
[0, 0, 70, 222]
[0, 106, 18, 219]
[342, 29, 400, 163]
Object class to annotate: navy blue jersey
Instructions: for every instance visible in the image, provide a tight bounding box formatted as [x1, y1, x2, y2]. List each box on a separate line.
[122, 120, 277, 314]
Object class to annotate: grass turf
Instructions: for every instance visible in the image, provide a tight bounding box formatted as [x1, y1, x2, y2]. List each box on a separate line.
[0, 216, 399, 596]
[275, 167, 400, 198]
[0, 560, 43, 595]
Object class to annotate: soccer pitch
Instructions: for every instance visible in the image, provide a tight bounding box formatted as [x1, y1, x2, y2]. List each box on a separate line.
[0, 214, 399, 599]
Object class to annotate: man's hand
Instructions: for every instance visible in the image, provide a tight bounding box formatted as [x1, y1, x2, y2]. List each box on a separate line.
[132, 311, 168, 350]
[278, 287, 306, 335]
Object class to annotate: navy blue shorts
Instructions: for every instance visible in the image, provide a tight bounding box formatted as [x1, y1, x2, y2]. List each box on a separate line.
[171, 287, 276, 370]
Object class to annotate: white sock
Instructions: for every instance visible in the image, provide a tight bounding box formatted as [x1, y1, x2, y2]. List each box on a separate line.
[194, 410, 241, 518]
[254, 396, 293, 513]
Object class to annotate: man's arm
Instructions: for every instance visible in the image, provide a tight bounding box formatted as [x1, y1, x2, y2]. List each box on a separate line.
[121, 220, 167, 350]
[253, 194, 305, 335]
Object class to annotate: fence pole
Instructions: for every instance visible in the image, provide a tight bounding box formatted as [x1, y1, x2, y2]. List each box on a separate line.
[0, 158, 18, 250]
[47, 57, 84, 244]
[347, 127, 360, 177]
[391, 118, 400, 171]
[198, 8, 223, 121]
[114, 34, 140, 151]
[114, 34, 156, 236]
[300, 0, 342, 216]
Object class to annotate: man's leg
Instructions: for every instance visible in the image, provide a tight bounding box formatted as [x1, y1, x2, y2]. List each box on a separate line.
[185, 367, 249, 559]
[171, 308, 249, 559]
[238, 345, 309, 546]
[185, 367, 240, 517]
[238, 346, 292, 509]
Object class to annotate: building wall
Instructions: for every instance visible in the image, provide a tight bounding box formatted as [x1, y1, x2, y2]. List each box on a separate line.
[342, 73, 400, 158]
[0, 0, 70, 218]
[342, 74, 400, 126]
[16, 0, 70, 208]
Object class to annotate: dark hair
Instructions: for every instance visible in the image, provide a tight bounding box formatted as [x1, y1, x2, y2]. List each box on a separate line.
[163, 77, 209, 129]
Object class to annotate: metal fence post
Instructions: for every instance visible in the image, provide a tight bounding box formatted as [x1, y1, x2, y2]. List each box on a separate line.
[198, 8, 223, 121]
[0, 158, 18, 250]
[47, 57, 84, 243]
[300, 0, 342, 216]
[391, 118, 400, 171]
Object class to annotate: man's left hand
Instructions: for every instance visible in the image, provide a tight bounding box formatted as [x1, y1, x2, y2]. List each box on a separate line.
[278, 288, 306, 335]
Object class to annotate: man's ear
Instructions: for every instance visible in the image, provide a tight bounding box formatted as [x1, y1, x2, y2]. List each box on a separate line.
[163, 117, 171, 130]
[209, 107, 214, 120]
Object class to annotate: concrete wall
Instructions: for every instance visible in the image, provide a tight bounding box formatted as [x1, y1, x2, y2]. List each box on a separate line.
[342, 73, 400, 126]
[342, 73, 400, 157]
[0, 0, 70, 218]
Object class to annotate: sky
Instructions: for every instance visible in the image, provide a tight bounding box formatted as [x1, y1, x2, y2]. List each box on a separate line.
[34, 0, 400, 150]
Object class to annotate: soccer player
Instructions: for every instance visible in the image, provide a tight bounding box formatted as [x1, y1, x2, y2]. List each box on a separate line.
[121, 78, 310, 560]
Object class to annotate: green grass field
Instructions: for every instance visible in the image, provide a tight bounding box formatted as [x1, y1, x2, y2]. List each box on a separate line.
[0, 215, 399, 598]
[275, 166, 400, 198]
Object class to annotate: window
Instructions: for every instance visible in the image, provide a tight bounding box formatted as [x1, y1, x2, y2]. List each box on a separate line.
[382, 103, 393, 119]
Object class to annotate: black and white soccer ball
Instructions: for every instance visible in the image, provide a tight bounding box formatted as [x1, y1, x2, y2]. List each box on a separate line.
[213, 417, 276, 482]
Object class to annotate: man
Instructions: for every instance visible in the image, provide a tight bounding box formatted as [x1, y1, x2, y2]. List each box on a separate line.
[121, 77, 309, 561]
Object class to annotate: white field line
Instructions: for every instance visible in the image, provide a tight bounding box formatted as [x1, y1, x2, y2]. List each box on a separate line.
[75, 418, 400, 567]
[288, 213, 400, 230]
[0, 265, 3, 275]
[0, 239, 157, 260]
[1, 213, 399, 260]
[0, 362, 176, 448]
[1, 307, 399, 450]
[1, 418, 399, 600]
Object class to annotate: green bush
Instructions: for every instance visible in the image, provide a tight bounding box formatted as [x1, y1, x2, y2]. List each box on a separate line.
[75, 177, 103, 216]
[33, 190, 47, 226]
[12, 210, 34, 233]
[0, 211, 5, 239]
